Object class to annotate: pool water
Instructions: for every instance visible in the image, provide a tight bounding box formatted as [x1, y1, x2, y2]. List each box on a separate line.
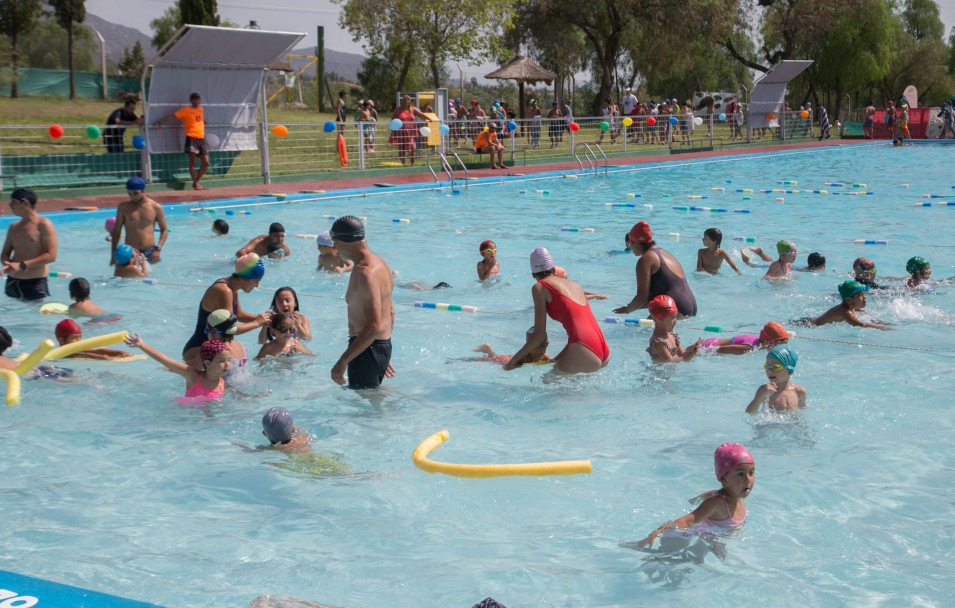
[2, 142, 954, 607]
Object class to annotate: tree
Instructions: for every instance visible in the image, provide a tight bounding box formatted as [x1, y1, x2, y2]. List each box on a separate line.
[17, 20, 96, 71]
[48, 0, 85, 100]
[150, 6, 180, 49]
[119, 41, 145, 81]
[901, 0, 944, 42]
[357, 50, 430, 111]
[0, 0, 42, 98]
[178, 0, 220, 26]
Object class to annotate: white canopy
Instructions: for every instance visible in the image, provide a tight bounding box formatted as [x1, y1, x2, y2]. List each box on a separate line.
[749, 60, 813, 129]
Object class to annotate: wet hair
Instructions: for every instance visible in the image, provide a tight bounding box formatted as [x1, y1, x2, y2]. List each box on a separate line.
[212, 219, 229, 235]
[68, 277, 91, 302]
[433, 282, 451, 289]
[630, 240, 656, 254]
[269, 287, 301, 313]
[532, 268, 556, 280]
[269, 312, 291, 330]
[703, 227, 722, 246]
[269, 222, 285, 234]
[266, 241, 284, 254]
[807, 252, 825, 269]
[0, 326, 11, 355]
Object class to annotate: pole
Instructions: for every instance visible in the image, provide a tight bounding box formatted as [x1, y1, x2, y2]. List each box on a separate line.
[456, 63, 464, 100]
[316, 27, 324, 112]
[93, 28, 106, 100]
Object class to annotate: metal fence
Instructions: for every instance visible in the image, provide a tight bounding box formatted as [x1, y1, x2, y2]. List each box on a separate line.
[0, 111, 820, 193]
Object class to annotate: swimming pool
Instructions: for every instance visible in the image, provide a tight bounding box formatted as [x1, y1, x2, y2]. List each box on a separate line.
[2, 142, 954, 607]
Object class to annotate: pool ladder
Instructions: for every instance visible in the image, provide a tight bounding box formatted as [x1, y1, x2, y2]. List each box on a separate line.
[426, 150, 469, 190]
[573, 142, 608, 176]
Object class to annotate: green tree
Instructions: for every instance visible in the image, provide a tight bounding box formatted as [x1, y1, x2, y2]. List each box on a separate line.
[119, 40, 145, 80]
[48, 0, 85, 99]
[0, 0, 42, 98]
[178, 0, 220, 26]
[901, 0, 944, 42]
[150, 6, 180, 49]
[17, 20, 96, 71]
[357, 51, 430, 111]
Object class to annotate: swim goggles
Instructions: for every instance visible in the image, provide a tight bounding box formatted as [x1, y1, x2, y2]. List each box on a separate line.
[276, 327, 297, 334]
[483, 248, 497, 255]
[763, 363, 787, 372]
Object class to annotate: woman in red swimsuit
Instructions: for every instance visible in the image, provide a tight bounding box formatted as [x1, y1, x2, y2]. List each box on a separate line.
[504, 247, 610, 374]
[389, 95, 430, 166]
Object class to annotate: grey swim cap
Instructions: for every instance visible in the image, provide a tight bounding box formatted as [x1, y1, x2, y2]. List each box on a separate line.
[262, 406, 294, 444]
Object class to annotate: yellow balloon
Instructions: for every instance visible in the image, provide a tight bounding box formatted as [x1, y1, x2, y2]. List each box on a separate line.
[622, 117, 633, 127]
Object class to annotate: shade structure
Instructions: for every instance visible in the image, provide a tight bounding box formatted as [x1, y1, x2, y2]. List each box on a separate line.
[749, 60, 813, 129]
[485, 56, 558, 121]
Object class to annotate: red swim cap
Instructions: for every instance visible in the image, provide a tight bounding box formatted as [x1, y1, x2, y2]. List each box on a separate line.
[628, 221, 653, 244]
[648, 295, 678, 320]
[55, 319, 82, 339]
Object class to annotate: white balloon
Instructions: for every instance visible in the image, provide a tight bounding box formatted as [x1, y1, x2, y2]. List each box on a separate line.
[693, 116, 703, 126]
[419, 126, 432, 137]
[205, 133, 220, 148]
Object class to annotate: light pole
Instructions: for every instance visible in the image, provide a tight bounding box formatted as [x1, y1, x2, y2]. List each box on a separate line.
[92, 28, 106, 100]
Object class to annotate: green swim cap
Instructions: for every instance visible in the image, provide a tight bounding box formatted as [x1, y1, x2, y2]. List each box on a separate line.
[776, 240, 795, 254]
[767, 345, 798, 372]
[906, 256, 929, 275]
[838, 280, 869, 300]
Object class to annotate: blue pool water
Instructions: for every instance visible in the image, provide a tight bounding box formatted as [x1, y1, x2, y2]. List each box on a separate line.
[2, 142, 954, 607]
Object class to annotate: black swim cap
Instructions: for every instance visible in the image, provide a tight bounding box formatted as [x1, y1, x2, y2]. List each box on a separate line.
[269, 222, 285, 234]
[213, 218, 229, 234]
[11, 188, 37, 207]
[330, 215, 365, 242]
[807, 252, 825, 268]
[433, 282, 451, 289]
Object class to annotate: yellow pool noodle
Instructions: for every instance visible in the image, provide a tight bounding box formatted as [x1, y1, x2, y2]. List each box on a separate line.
[1, 369, 20, 405]
[14, 339, 56, 375]
[412, 430, 592, 478]
[44, 331, 128, 360]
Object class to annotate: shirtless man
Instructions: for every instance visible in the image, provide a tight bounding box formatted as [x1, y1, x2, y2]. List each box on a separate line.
[110, 177, 167, 265]
[236, 222, 289, 259]
[1, 188, 58, 300]
[329, 216, 395, 389]
[862, 100, 876, 139]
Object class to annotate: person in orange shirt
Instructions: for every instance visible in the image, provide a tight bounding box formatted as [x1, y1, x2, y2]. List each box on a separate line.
[475, 123, 505, 169]
[153, 92, 211, 190]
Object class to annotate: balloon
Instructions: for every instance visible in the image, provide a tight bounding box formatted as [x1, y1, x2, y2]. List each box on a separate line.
[86, 125, 101, 139]
[766, 113, 775, 120]
[438, 124, 450, 135]
[599, 121, 609, 131]
[718, 113, 726, 121]
[49, 124, 64, 139]
[668, 116, 678, 125]
[622, 117, 633, 127]
[205, 133, 220, 148]
[132, 135, 145, 150]
[507, 121, 517, 131]
[389, 118, 403, 131]
[693, 116, 703, 126]
[419, 126, 431, 136]
[800, 110, 809, 118]
[272, 125, 288, 137]
[569, 122, 579, 132]
[647, 117, 656, 126]
[324, 121, 337, 133]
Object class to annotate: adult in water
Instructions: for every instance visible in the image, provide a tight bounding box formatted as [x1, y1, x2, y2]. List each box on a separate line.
[110, 177, 168, 265]
[504, 247, 609, 374]
[614, 220, 697, 318]
[182, 253, 270, 362]
[329, 216, 396, 389]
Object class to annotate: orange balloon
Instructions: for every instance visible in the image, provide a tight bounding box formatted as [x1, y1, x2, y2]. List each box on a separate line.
[766, 113, 776, 120]
[647, 117, 656, 126]
[800, 110, 809, 118]
[569, 122, 579, 132]
[272, 125, 288, 137]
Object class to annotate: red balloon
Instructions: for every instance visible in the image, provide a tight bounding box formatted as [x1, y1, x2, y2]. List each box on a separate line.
[766, 113, 776, 120]
[569, 122, 579, 132]
[49, 124, 64, 139]
[647, 117, 656, 126]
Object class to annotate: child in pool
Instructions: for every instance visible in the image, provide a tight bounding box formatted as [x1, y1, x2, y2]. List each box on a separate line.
[477, 240, 499, 280]
[699, 321, 789, 355]
[852, 257, 890, 289]
[696, 228, 740, 275]
[261, 406, 311, 453]
[622, 443, 754, 551]
[471, 326, 553, 366]
[55, 319, 132, 360]
[126, 334, 231, 402]
[255, 313, 313, 359]
[763, 240, 797, 280]
[113, 244, 149, 278]
[316, 231, 353, 272]
[67, 277, 119, 321]
[800, 252, 826, 272]
[258, 286, 311, 343]
[905, 256, 932, 290]
[0, 326, 16, 371]
[266, 241, 287, 259]
[803, 280, 892, 329]
[212, 218, 229, 236]
[745, 345, 807, 413]
[646, 295, 701, 362]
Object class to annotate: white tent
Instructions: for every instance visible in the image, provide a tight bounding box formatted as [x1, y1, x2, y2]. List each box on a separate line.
[749, 60, 813, 130]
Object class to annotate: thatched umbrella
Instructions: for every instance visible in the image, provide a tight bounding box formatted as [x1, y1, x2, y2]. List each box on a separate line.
[485, 56, 557, 121]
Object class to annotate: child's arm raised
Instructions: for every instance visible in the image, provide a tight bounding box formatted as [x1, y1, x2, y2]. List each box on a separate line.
[124, 334, 198, 382]
[720, 249, 742, 274]
[745, 383, 773, 414]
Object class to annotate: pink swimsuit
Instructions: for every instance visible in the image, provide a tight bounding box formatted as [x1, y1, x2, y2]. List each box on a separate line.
[175, 374, 225, 404]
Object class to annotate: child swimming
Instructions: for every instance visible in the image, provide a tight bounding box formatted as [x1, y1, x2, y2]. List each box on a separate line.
[67, 277, 119, 321]
[255, 313, 314, 359]
[54, 319, 132, 360]
[258, 286, 312, 343]
[905, 256, 932, 289]
[261, 406, 311, 453]
[316, 231, 353, 272]
[852, 257, 888, 289]
[0, 326, 16, 371]
[126, 334, 231, 403]
[113, 244, 149, 278]
[622, 443, 754, 550]
[801, 280, 892, 330]
[471, 326, 553, 366]
[696, 228, 740, 275]
[745, 345, 807, 413]
[212, 219, 229, 236]
[763, 240, 797, 280]
[699, 321, 789, 355]
[477, 240, 499, 280]
[646, 295, 701, 362]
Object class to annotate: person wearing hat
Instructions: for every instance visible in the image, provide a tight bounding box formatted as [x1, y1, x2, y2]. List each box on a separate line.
[152, 92, 210, 190]
[261, 407, 311, 452]
[802, 280, 892, 329]
[614, 221, 697, 317]
[54, 319, 133, 360]
[316, 230, 353, 273]
[104, 95, 144, 153]
[109, 176, 168, 266]
[236, 222, 289, 259]
[2, 188, 57, 301]
[112, 244, 149, 278]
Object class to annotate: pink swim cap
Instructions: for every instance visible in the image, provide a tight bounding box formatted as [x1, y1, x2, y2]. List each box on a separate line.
[714, 443, 754, 481]
[105, 217, 116, 232]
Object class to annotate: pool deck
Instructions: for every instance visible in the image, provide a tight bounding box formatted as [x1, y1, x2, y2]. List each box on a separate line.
[13, 139, 847, 215]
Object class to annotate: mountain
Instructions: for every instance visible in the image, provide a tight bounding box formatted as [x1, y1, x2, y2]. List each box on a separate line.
[85, 14, 157, 67]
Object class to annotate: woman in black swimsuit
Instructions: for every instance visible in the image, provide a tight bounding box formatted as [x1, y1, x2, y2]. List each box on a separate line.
[614, 221, 698, 318]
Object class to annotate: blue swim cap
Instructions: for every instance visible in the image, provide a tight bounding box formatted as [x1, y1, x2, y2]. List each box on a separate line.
[114, 244, 134, 265]
[768, 345, 798, 372]
[126, 177, 146, 191]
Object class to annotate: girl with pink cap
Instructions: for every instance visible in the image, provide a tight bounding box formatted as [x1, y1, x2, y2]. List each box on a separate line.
[125, 334, 231, 404]
[622, 443, 754, 551]
[646, 295, 701, 362]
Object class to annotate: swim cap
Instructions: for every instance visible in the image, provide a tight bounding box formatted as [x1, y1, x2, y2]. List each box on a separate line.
[269, 222, 285, 234]
[126, 177, 146, 191]
[55, 319, 82, 340]
[235, 252, 265, 280]
[316, 231, 334, 246]
[206, 309, 237, 335]
[648, 294, 678, 320]
[776, 240, 795, 255]
[479, 240, 495, 252]
[529, 247, 554, 273]
[838, 280, 869, 300]
[10, 187, 37, 206]
[628, 221, 653, 244]
[906, 256, 929, 275]
[329, 215, 365, 242]
[759, 322, 788, 344]
[199, 339, 229, 362]
[105, 217, 116, 232]
[262, 406, 294, 444]
[113, 244, 134, 265]
[767, 344, 798, 372]
[852, 257, 875, 272]
[714, 443, 754, 481]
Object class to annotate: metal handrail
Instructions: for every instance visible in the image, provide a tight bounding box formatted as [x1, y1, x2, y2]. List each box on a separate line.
[573, 143, 595, 172]
[589, 142, 609, 175]
[445, 150, 469, 189]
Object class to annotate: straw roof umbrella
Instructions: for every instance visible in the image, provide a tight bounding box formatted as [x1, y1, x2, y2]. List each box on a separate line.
[485, 56, 557, 121]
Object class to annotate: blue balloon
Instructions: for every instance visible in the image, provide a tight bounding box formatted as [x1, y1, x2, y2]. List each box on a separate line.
[389, 118, 404, 131]
[507, 120, 517, 131]
[132, 135, 145, 150]
[668, 116, 678, 125]
[323, 121, 336, 133]
[718, 113, 727, 121]
[438, 123, 450, 135]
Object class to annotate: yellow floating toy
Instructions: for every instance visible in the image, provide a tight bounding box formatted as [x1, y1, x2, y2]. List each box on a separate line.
[412, 430, 592, 478]
[44, 331, 128, 360]
[14, 339, 55, 375]
[1, 369, 21, 405]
